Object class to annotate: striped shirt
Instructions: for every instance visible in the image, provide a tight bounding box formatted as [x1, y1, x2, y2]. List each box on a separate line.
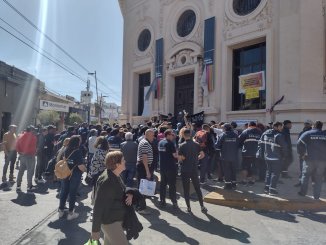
[137, 138, 153, 165]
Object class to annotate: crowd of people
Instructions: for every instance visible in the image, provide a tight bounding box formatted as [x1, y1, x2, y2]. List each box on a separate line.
[1, 116, 325, 243]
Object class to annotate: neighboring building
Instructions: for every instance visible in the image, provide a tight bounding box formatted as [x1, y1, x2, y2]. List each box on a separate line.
[0, 61, 41, 139]
[39, 85, 74, 131]
[118, 0, 326, 136]
[102, 102, 120, 121]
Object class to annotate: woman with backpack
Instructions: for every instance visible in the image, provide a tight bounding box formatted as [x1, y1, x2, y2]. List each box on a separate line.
[58, 135, 86, 220]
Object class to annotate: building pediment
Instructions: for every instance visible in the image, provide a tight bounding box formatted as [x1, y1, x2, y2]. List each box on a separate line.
[166, 42, 203, 70]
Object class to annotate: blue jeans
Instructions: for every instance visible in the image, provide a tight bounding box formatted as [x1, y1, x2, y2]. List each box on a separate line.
[123, 163, 136, 187]
[300, 160, 326, 199]
[59, 172, 81, 212]
[265, 160, 282, 190]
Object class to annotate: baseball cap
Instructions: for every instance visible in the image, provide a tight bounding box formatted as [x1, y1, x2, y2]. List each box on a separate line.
[9, 124, 17, 128]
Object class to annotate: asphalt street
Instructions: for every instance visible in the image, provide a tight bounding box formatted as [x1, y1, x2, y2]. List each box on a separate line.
[0, 151, 325, 245]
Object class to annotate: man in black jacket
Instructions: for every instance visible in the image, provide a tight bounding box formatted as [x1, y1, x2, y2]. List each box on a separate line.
[238, 121, 262, 185]
[257, 122, 288, 196]
[294, 120, 313, 187]
[297, 121, 326, 200]
[281, 120, 293, 178]
[216, 123, 239, 190]
[178, 129, 207, 213]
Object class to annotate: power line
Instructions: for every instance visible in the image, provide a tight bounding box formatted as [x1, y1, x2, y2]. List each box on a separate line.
[2, 0, 121, 98]
[2, 0, 89, 73]
[0, 16, 85, 82]
[0, 23, 88, 84]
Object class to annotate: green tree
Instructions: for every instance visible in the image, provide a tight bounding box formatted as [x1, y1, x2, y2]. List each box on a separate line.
[67, 113, 83, 125]
[37, 110, 60, 125]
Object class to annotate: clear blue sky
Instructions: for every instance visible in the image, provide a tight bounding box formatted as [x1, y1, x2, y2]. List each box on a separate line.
[0, 0, 123, 105]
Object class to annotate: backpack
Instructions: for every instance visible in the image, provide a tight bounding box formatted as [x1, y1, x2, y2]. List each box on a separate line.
[195, 130, 208, 148]
[54, 150, 77, 179]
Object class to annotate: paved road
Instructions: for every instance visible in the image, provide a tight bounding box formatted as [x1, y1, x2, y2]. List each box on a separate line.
[0, 151, 325, 245]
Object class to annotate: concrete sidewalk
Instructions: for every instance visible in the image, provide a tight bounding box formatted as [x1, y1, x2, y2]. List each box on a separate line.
[201, 160, 326, 212]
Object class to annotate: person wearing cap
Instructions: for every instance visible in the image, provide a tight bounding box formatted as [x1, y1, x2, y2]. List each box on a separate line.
[178, 129, 207, 213]
[281, 120, 293, 178]
[297, 121, 326, 200]
[2, 124, 18, 182]
[15, 126, 38, 192]
[216, 123, 239, 190]
[257, 122, 288, 196]
[294, 120, 313, 187]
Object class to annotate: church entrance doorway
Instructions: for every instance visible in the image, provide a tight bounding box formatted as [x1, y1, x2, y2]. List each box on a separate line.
[174, 73, 194, 116]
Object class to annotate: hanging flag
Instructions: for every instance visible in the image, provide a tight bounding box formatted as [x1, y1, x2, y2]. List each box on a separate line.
[155, 38, 164, 99]
[200, 65, 208, 96]
[145, 77, 157, 101]
[203, 17, 215, 92]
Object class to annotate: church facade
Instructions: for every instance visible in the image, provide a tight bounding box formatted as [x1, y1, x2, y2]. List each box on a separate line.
[118, 0, 326, 135]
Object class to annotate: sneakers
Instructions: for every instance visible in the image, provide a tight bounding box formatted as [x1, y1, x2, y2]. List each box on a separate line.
[269, 189, 278, 196]
[27, 185, 37, 192]
[297, 191, 305, 197]
[16, 186, 21, 192]
[263, 186, 269, 194]
[36, 178, 46, 184]
[159, 201, 167, 208]
[138, 209, 151, 215]
[201, 206, 208, 213]
[172, 202, 179, 209]
[67, 211, 79, 220]
[200, 180, 207, 185]
[58, 209, 65, 218]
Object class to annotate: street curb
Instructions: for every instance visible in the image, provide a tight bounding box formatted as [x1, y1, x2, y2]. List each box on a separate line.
[204, 190, 326, 212]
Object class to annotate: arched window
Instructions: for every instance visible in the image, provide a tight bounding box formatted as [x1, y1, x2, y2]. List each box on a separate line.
[138, 29, 151, 52]
[233, 0, 261, 16]
[177, 10, 196, 37]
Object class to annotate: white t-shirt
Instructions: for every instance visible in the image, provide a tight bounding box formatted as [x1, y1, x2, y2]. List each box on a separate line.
[213, 128, 224, 140]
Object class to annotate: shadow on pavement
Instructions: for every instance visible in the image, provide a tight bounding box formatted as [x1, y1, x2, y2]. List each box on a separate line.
[11, 192, 37, 206]
[140, 206, 199, 245]
[47, 202, 92, 245]
[176, 210, 250, 243]
[254, 210, 299, 223]
[297, 211, 326, 223]
[148, 199, 250, 244]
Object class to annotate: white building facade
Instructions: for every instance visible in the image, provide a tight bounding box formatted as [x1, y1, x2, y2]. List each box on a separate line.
[119, 0, 326, 135]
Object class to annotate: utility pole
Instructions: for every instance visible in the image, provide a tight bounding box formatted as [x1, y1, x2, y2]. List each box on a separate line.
[86, 78, 91, 124]
[99, 93, 103, 124]
[88, 71, 99, 122]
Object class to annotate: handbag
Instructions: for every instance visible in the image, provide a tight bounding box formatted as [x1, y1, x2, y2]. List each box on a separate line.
[84, 239, 100, 245]
[139, 179, 156, 196]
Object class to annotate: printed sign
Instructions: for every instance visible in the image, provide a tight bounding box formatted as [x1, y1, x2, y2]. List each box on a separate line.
[40, 100, 69, 112]
[245, 88, 260, 100]
[239, 71, 265, 94]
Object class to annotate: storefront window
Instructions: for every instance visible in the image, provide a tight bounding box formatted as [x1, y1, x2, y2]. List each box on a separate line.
[232, 42, 266, 111]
